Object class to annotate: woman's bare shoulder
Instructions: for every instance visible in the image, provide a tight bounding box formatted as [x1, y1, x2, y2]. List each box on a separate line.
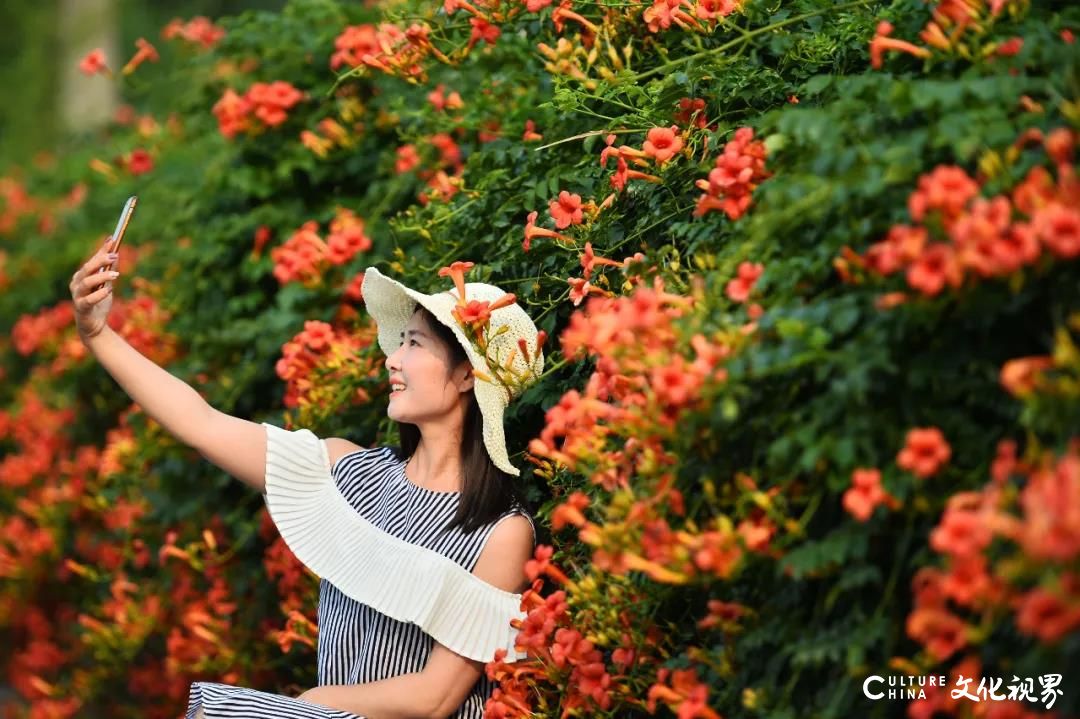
[324, 437, 369, 467]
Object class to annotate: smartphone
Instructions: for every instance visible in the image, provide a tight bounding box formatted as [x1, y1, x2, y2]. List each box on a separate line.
[99, 195, 137, 273]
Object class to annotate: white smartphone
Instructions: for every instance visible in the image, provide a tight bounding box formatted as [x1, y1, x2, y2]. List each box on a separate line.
[99, 195, 137, 273]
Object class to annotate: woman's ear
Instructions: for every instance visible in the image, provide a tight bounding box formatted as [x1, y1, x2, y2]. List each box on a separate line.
[459, 365, 475, 393]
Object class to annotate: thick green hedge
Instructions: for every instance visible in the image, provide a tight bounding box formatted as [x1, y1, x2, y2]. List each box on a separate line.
[1, 0, 1078, 717]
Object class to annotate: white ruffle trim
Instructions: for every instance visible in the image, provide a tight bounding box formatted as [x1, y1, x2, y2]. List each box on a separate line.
[259, 422, 530, 664]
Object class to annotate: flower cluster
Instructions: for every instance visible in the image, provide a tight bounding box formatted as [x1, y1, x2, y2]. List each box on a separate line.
[0, 379, 259, 711]
[268, 221, 324, 285]
[10, 302, 75, 357]
[300, 118, 357, 158]
[642, 0, 742, 34]
[839, 128, 1079, 298]
[270, 607, 318, 654]
[427, 84, 464, 112]
[487, 553, 669, 717]
[907, 439, 1080, 665]
[161, 16, 226, 49]
[275, 320, 372, 411]
[869, 0, 1033, 69]
[522, 271, 768, 613]
[390, 132, 466, 208]
[258, 507, 319, 655]
[599, 131, 672, 196]
[0, 177, 85, 238]
[212, 81, 306, 139]
[536, 29, 632, 90]
[646, 667, 721, 719]
[78, 38, 160, 77]
[330, 24, 382, 70]
[526, 128, 682, 251]
[486, 579, 571, 714]
[694, 126, 770, 220]
[395, 144, 420, 174]
[10, 288, 178, 376]
[534, 278, 727, 471]
[842, 427, 951, 522]
[269, 208, 372, 286]
[329, 23, 448, 83]
[569, 243, 638, 306]
[673, 96, 712, 130]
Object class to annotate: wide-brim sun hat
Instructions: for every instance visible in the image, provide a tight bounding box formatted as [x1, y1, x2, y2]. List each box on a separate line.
[360, 266, 544, 477]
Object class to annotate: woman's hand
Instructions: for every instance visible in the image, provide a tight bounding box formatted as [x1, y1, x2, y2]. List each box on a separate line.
[71, 237, 121, 341]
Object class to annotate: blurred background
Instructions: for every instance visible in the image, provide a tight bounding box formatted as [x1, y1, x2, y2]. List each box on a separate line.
[0, 0, 284, 168]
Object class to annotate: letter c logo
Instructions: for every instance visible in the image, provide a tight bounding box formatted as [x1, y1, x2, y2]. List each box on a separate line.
[863, 675, 884, 700]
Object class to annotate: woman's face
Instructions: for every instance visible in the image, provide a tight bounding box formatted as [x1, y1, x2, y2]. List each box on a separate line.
[385, 311, 473, 425]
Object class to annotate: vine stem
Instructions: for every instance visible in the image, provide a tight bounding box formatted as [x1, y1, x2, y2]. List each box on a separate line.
[630, 0, 875, 82]
[533, 126, 650, 151]
[575, 91, 644, 114]
[394, 196, 481, 234]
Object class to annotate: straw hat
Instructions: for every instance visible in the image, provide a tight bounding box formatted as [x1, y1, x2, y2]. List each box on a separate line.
[360, 266, 544, 477]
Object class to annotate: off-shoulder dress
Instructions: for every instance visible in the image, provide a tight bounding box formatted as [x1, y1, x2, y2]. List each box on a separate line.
[183, 423, 535, 719]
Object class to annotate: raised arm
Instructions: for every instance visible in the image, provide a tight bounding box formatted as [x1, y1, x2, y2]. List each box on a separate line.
[72, 237, 269, 491]
[79, 325, 269, 491]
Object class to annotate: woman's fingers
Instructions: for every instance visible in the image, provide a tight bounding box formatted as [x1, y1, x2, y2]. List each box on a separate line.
[75, 283, 112, 311]
[71, 240, 119, 298]
[82, 270, 117, 292]
[85, 250, 119, 278]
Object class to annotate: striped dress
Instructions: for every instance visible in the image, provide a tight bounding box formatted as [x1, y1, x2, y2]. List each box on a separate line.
[184, 423, 535, 719]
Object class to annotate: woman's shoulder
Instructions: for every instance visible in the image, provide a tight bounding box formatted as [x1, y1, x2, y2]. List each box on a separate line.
[494, 500, 537, 542]
[325, 439, 399, 472]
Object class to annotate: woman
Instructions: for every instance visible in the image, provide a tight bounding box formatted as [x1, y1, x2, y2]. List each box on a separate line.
[70, 237, 543, 718]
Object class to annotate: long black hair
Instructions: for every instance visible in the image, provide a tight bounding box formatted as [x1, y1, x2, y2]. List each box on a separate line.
[389, 303, 531, 535]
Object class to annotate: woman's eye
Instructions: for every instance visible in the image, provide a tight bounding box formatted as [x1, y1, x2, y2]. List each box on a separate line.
[410, 339, 418, 346]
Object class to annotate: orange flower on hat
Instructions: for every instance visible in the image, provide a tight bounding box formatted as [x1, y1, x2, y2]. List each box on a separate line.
[452, 293, 517, 342]
[438, 261, 475, 305]
[435, 260, 545, 403]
